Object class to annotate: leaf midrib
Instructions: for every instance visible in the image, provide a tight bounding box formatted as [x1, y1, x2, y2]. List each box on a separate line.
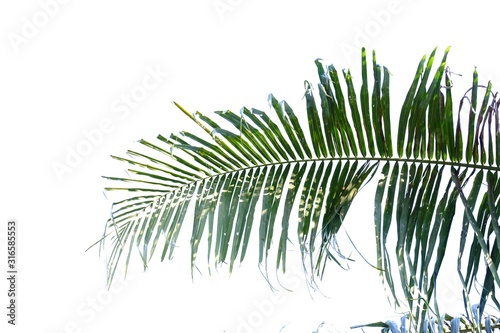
[177, 156, 500, 191]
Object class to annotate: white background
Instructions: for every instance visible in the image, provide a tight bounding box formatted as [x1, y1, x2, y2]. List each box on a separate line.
[1, 0, 499, 332]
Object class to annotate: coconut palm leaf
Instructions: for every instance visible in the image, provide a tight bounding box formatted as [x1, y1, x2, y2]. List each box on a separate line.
[93, 47, 500, 331]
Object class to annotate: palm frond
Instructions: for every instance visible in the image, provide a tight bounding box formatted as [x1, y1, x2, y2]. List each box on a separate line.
[92, 46, 500, 330]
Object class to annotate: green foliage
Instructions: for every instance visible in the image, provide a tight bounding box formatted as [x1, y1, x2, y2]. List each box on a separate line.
[91, 47, 500, 331]
[353, 311, 500, 333]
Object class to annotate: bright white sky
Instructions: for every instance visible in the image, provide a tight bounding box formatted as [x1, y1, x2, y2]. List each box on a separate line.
[1, 0, 499, 332]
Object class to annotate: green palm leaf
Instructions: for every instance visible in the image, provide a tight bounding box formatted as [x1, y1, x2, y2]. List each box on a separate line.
[92, 46, 500, 330]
